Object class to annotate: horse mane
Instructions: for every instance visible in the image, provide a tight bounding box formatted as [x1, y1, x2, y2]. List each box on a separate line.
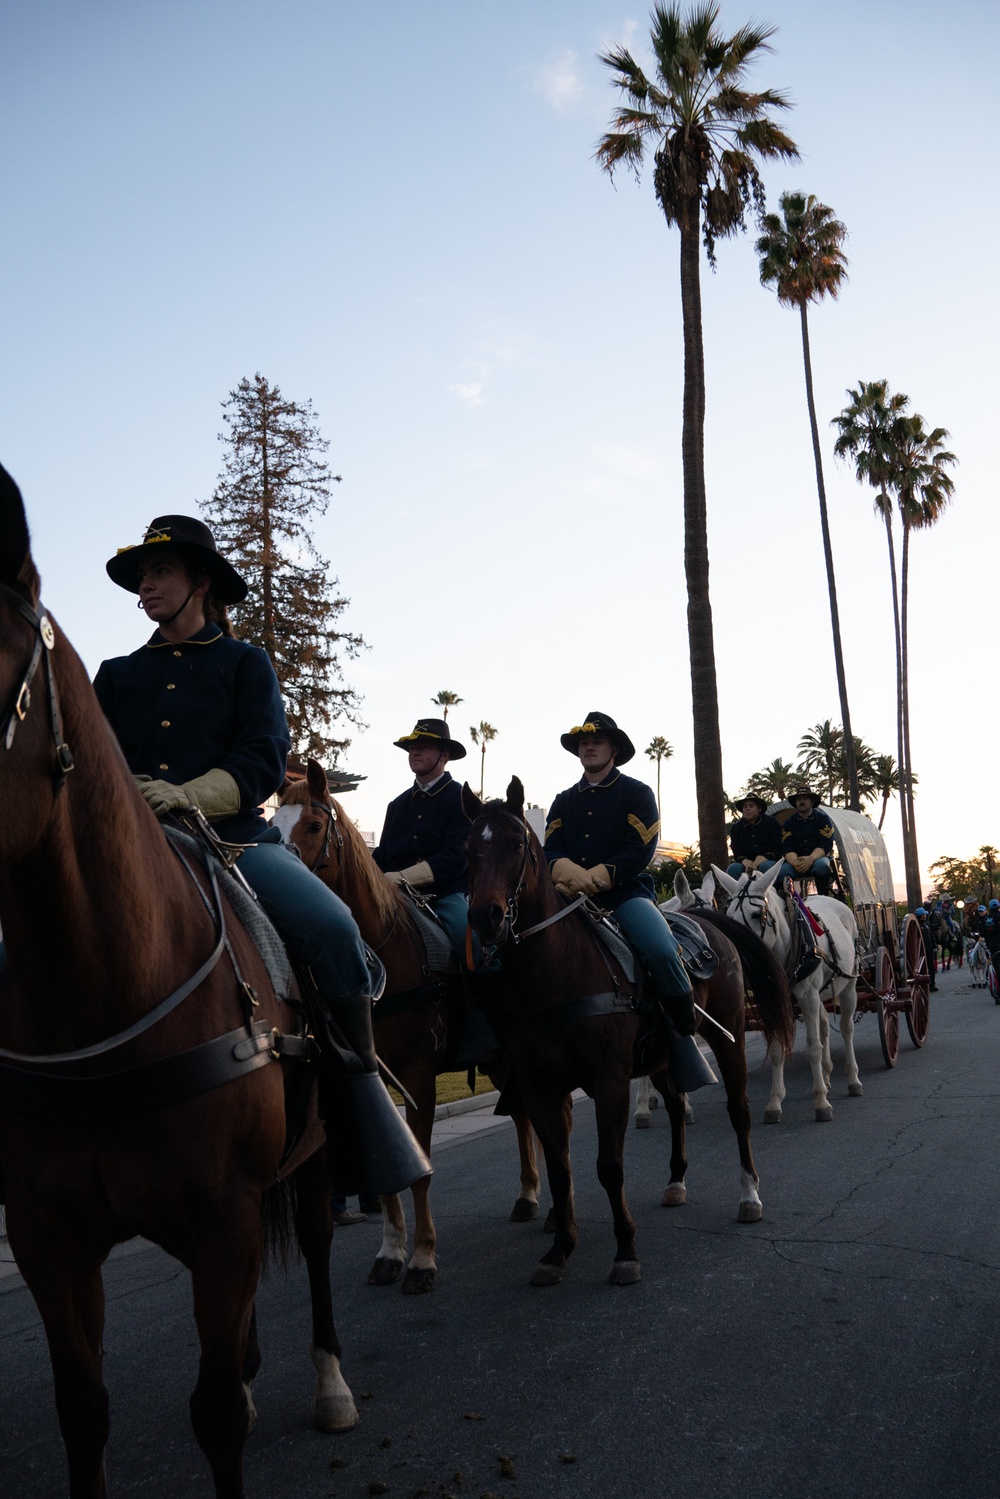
[281, 781, 412, 933]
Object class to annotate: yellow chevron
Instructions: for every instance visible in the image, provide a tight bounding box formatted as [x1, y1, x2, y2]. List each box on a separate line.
[544, 818, 563, 842]
[628, 813, 660, 844]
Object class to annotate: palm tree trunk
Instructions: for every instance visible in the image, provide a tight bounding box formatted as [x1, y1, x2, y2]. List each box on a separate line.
[798, 303, 859, 811]
[900, 521, 922, 907]
[656, 759, 662, 820]
[878, 791, 889, 832]
[479, 744, 486, 800]
[882, 508, 912, 884]
[679, 210, 727, 871]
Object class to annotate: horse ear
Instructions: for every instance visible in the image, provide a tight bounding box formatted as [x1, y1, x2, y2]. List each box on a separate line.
[754, 860, 784, 893]
[673, 869, 692, 907]
[711, 864, 739, 896]
[0, 463, 38, 599]
[505, 776, 524, 820]
[306, 758, 328, 799]
[461, 782, 484, 819]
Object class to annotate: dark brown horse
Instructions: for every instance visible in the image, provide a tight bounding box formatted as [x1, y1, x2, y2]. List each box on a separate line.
[274, 761, 541, 1293]
[462, 778, 795, 1287]
[0, 471, 355, 1499]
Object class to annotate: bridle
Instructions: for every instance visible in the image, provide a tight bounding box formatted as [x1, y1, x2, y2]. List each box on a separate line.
[0, 584, 74, 791]
[302, 799, 343, 874]
[467, 809, 581, 948]
[730, 876, 778, 943]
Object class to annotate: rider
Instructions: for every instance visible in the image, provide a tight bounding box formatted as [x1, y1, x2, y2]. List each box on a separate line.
[543, 712, 715, 1092]
[372, 718, 470, 958]
[778, 789, 835, 894]
[95, 515, 430, 1197]
[984, 899, 1000, 967]
[727, 793, 783, 880]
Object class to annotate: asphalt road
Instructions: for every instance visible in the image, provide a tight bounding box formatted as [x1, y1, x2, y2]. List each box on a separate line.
[3, 959, 1000, 1499]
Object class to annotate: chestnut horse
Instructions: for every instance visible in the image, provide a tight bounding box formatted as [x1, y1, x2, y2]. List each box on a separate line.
[0, 469, 355, 1499]
[273, 760, 540, 1293]
[462, 778, 795, 1287]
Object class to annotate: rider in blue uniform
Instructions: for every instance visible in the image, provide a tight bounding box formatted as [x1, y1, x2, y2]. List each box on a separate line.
[727, 793, 783, 880]
[778, 788, 835, 894]
[544, 712, 715, 1092]
[373, 718, 470, 958]
[95, 515, 429, 1197]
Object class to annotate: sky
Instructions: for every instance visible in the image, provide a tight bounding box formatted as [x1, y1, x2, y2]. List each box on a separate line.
[1, 0, 996, 896]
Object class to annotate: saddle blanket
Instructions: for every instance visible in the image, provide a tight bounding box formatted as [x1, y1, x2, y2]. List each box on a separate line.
[585, 904, 719, 986]
[404, 893, 457, 977]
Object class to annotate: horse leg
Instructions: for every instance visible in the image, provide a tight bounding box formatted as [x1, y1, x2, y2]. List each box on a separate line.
[593, 1075, 640, 1285]
[707, 1032, 762, 1222]
[798, 985, 833, 1121]
[291, 1152, 359, 1431]
[188, 1212, 264, 1499]
[241, 1305, 260, 1432]
[402, 1172, 437, 1296]
[522, 1088, 576, 1287]
[655, 1069, 689, 1206]
[367, 1068, 435, 1289]
[509, 1113, 541, 1221]
[369, 1193, 407, 1286]
[764, 1036, 788, 1124]
[634, 1073, 653, 1128]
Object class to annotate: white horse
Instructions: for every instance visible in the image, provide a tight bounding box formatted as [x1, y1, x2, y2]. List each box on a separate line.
[967, 937, 989, 988]
[712, 861, 861, 1123]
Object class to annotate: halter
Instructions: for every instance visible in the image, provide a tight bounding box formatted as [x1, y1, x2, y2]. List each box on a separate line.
[0, 584, 74, 790]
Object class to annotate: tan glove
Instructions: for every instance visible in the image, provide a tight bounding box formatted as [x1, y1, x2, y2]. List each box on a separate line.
[589, 863, 612, 892]
[385, 861, 433, 888]
[551, 858, 597, 897]
[136, 768, 240, 822]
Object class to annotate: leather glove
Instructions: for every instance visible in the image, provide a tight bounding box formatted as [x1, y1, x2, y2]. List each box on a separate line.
[551, 858, 596, 897]
[589, 863, 612, 892]
[136, 768, 240, 822]
[385, 860, 433, 888]
[136, 777, 191, 817]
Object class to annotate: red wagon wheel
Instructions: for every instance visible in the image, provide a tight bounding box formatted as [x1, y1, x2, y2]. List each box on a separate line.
[875, 945, 899, 1069]
[902, 913, 930, 1047]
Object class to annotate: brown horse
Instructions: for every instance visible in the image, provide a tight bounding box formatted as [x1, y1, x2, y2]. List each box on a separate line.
[0, 470, 356, 1499]
[462, 778, 795, 1287]
[274, 760, 541, 1293]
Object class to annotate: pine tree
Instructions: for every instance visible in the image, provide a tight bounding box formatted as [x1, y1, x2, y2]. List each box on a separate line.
[201, 374, 365, 762]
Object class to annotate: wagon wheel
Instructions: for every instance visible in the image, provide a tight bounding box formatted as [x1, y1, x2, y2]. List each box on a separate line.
[989, 963, 999, 1005]
[875, 945, 899, 1069]
[902, 913, 930, 1047]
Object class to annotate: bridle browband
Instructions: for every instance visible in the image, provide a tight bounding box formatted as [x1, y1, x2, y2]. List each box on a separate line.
[0, 584, 74, 790]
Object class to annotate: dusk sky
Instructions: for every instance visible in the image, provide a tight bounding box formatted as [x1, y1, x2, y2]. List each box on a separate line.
[1, 0, 994, 892]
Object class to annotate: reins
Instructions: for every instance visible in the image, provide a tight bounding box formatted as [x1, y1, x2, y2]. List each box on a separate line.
[0, 583, 74, 790]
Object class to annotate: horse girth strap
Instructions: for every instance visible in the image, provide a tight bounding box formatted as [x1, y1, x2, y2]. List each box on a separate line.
[484, 990, 634, 1033]
[0, 1019, 312, 1122]
[0, 837, 228, 1066]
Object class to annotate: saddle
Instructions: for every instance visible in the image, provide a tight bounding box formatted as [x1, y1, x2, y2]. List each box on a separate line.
[585, 903, 720, 993]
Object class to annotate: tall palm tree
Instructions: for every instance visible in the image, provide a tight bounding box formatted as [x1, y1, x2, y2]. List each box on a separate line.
[468, 722, 498, 799]
[832, 380, 912, 871]
[796, 719, 843, 806]
[980, 845, 998, 901]
[430, 689, 462, 721]
[870, 754, 902, 832]
[645, 735, 674, 818]
[597, 3, 798, 870]
[745, 757, 796, 803]
[756, 192, 858, 810]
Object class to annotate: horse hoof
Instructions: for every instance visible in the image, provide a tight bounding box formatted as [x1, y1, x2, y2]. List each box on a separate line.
[542, 1208, 556, 1233]
[401, 1267, 435, 1295]
[368, 1257, 403, 1287]
[738, 1202, 763, 1223]
[531, 1263, 564, 1287]
[661, 1183, 687, 1207]
[314, 1396, 360, 1433]
[609, 1260, 641, 1286]
[848, 1082, 863, 1097]
[815, 1105, 833, 1122]
[509, 1196, 539, 1222]
[764, 1108, 782, 1124]
[635, 1114, 652, 1130]
[684, 1101, 695, 1124]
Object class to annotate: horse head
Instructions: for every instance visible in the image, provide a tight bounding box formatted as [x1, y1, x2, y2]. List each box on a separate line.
[712, 860, 786, 947]
[274, 758, 343, 878]
[463, 775, 539, 946]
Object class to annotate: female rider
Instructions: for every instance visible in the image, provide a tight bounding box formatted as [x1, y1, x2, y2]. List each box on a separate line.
[95, 514, 429, 1197]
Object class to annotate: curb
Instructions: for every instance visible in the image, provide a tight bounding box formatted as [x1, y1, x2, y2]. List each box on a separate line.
[434, 1089, 499, 1120]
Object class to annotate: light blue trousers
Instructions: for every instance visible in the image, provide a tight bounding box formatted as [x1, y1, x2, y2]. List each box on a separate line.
[613, 895, 691, 998]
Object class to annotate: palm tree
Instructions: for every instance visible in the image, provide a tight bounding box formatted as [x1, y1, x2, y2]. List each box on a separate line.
[745, 757, 796, 803]
[597, 3, 798, 871]
[870, 754, 901, 831]
[756, 193, 858, 810]
[979, 845, 997, 901]
[645, 735, 674, 818]
[832, 380, 912, 873]
[430, 689, 462, 721]
[468, 722, 498, 799]
[796, 720, 843, 805]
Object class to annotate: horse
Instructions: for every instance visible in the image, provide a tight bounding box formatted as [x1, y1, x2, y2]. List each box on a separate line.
[967, 937, 989, 988]
[272, 760, 541, 1293]
[461, 778, 795, 1287]
[938, 922, 964, 972]
[712, 860, 861, 1123]
[0, 468, 356, 1499]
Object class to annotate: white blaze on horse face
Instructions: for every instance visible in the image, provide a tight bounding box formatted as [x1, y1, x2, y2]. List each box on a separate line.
[270, 805, 301, 846]
[479, 824, 493, 842]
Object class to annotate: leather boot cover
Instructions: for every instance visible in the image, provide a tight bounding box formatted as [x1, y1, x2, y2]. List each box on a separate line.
[670, 1034, 718, 1093]
[323, 1071, 432, 1197]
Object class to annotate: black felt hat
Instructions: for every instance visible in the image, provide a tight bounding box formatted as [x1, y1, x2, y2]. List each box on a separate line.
[735, 793, 769, 814]
[559, 711, 635, 766]
[393, 717, 467, 760]
[789, 787, 822, 808]
[106, 515, 248, 604]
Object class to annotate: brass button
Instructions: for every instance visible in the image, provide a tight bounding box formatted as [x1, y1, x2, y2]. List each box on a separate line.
[161, 720, 171, 728]
[159, 762, 169, 770]
[166, 683, 176, 690]
[173, 650, 182, 657]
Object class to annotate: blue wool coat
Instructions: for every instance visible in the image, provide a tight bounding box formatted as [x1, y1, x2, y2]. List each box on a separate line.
[372, 772, 469, 897]
[93, 623, 291, 843]
[780, 809, 835, 859]
[544, 769, 661, 910]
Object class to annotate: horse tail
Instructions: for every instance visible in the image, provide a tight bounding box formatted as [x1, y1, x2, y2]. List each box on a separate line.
[693, 908, 796, 1056]
[261, 1175, 299, 1272]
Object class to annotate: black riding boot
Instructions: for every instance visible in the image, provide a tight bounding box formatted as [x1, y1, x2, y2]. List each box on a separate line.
[314, 993, 432, 1198]
[664, 991, 717, 1093]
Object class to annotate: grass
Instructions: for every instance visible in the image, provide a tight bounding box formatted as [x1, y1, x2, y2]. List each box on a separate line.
[387, 1070, 498, 1109]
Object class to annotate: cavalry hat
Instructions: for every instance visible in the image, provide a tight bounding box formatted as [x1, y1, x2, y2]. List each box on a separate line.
[106, 516, 248, 604]
[393, 717, 466, 760]
[560, 711, 635, 766]
[735, 792, 769, 814]
[789, 787, 822, 808]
